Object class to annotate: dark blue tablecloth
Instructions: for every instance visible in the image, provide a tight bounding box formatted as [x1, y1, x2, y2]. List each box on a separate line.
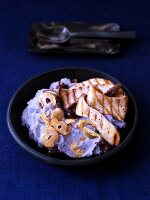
[0, 0, 150, 199]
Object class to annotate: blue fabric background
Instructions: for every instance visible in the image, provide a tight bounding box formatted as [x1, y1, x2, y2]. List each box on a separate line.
[0, 0, 150, 199]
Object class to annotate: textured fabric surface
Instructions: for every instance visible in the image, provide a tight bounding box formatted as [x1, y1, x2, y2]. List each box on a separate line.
[0, 0, 150, 199]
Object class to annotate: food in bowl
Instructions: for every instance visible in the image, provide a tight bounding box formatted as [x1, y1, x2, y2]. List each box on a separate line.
[22, 78, 128, 158]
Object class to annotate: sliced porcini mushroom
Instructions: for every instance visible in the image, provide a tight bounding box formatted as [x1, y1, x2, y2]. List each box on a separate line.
[51, 108, 64, 121]
[70, 141, 84, 157]
[65, 118, 76, 124]
[86, 85, 127, 121]
[50, 118, 69, 135]
[83, 127, 101, 139]
[39, 91, 56, 107]
[41, 126, 59, 148]
[76, 95, 120, 146]
[78, 120, 94, 130]
[41, 113, 50, 126]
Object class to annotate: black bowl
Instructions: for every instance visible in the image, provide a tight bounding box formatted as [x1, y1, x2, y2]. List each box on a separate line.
[7, 67, 138, 166]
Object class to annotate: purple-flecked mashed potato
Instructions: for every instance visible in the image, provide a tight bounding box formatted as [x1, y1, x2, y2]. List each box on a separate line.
[22, 78, 101, 157]
[22, 78, 126, 158]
